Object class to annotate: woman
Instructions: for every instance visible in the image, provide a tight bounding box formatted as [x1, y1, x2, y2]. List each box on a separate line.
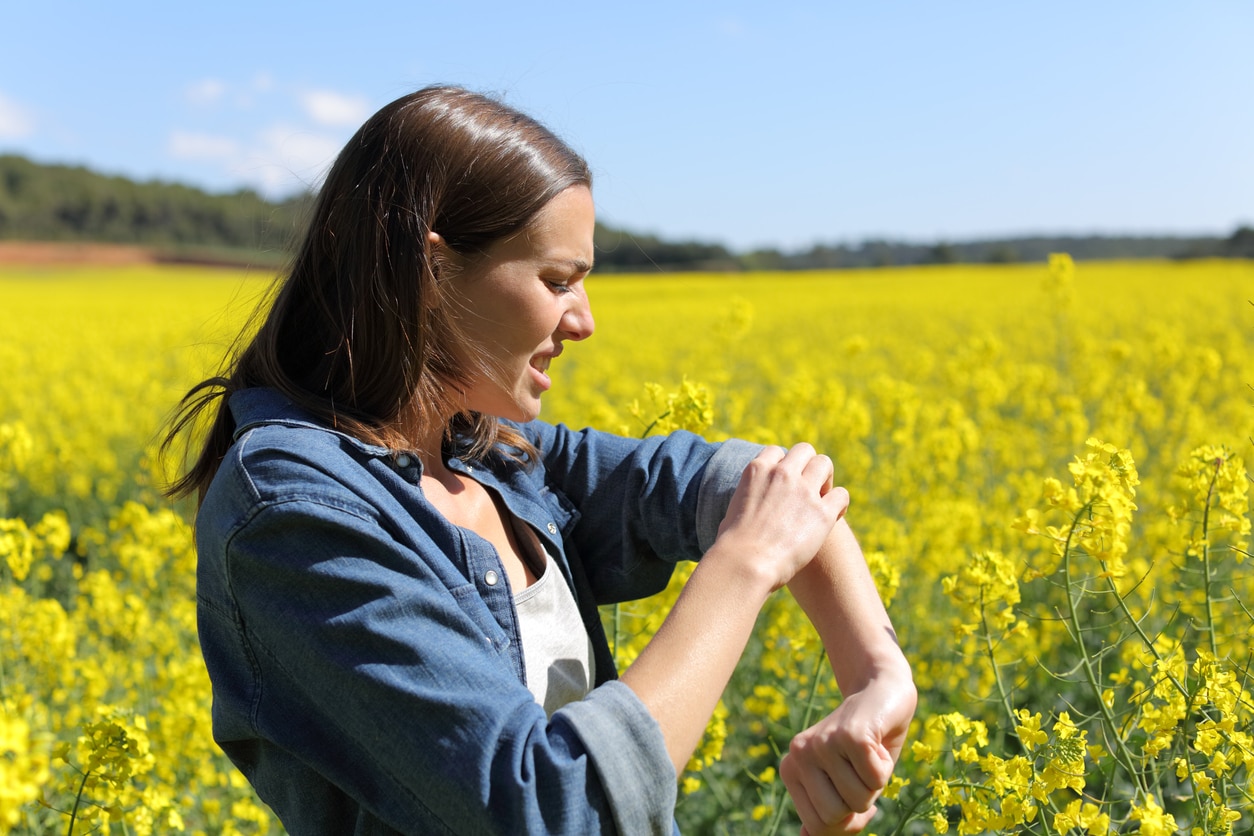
[165, 85, 916, 835]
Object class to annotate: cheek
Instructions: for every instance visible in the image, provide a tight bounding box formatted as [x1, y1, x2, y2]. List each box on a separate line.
[511, 294, 563, 339]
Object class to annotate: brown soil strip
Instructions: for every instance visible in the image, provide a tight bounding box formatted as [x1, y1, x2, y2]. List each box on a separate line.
[0, 241, 158, 265]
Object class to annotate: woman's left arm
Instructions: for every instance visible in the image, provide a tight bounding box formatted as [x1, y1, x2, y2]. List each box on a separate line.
[781, 518, 918, 835]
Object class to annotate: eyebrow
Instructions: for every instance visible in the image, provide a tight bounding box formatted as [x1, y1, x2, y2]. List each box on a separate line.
[549, 258, 594, 274]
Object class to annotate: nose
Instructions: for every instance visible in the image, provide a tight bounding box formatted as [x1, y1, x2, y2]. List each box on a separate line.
[559, 289, 595, 341]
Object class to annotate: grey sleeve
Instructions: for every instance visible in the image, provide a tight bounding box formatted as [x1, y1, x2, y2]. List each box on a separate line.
[694, 438, 765, 552]
[557, 681, 677, 835]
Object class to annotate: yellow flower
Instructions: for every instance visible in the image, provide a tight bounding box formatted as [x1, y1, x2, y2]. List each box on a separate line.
[883, 775, 909, 800]
[1014, 709, 1047, 751]
[0, 707, 51, 830]
[0, 523, 33, 583]
[1129, 794, 1176, 836]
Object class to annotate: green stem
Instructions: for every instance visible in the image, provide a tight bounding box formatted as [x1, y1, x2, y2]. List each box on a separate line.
[1200, 458, 1220, 659]
[979, 592, 1016, 728]
[66, 768, 91, 836]
[1198, 458, 1228, 801]
[763, 649, 829, 836]
[979, 599, 1060, 836]
[639, 409, 671, 439]
[883, 788, 934, 836]
[1060, 507, 1148, 796]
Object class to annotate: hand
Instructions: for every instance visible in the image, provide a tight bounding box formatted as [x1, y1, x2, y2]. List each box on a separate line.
[714, 444, 850, 590]
[780, 671, 917, 835]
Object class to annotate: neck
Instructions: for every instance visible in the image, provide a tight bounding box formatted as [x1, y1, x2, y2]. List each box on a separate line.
[411, 418, 450, 474]
[392, 390, 461, 472]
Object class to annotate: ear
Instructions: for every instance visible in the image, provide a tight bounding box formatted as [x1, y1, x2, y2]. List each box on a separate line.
[427, 230, 456, 269]
[424, 230, 448, 310]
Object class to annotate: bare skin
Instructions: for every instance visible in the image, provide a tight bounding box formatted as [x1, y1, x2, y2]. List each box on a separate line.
[420, 468, 541, 591]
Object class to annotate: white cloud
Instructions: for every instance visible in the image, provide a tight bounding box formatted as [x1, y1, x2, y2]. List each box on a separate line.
[168, 130, 240, 161]
[185, 78, 227, 106]
[0, 91, 34, 138]
[226, 125, 342, 195]
[262, 125, 341, 174]
[300, 89, 370, 128]
[166, 117, 346, 198]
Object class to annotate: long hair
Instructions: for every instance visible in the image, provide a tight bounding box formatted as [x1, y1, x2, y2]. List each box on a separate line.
[162, 85, 592, 501]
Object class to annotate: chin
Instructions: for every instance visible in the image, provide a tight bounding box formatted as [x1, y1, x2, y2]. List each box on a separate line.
[495, 400, 542, 424]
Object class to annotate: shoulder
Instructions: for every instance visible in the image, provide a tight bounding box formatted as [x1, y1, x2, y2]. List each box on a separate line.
[503, 419, 640, 467]
[212, 387, 391, 505]
[201, 418, 388, 543]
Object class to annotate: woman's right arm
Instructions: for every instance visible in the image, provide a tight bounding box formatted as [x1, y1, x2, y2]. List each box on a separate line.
[618, 444, 849, 775]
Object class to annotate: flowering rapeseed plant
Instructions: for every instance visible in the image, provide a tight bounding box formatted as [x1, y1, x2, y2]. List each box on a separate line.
[2, 257, 1253, 833]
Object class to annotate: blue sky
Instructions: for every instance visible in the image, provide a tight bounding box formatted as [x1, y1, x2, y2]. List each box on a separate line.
[2, 1, 1250, 252]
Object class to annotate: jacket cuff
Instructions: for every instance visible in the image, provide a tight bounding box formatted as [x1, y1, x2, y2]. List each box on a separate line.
[694, 439, 764, 552]
[557, 681, 676, 835]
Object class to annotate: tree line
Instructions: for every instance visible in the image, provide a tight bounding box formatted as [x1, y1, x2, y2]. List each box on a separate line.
[2, 153, 1250, 270]
[0, 154, 308, 267]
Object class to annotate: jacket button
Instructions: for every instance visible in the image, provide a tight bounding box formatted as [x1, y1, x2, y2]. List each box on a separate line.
[484, 570, 499, 586]
[395, 454, 411, 468]
[546, 522, 557, 535]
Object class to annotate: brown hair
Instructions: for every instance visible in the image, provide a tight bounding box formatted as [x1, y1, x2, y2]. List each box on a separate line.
[162, 85, 592, 501]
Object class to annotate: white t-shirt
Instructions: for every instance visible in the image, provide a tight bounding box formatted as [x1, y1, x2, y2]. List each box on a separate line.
[513, 548, 597, 717]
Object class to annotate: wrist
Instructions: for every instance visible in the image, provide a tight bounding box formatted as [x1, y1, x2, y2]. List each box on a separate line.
[832, 641, 914, 697]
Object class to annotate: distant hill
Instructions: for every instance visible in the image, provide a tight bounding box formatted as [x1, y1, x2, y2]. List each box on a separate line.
[1, 153, 1249, 270]
[0, 154, 308, 267]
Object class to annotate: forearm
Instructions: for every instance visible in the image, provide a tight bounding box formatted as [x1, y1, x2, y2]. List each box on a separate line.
[619, 442, 851, 777]
[620, 546, 774, 776]
[787, 518, 911, 694]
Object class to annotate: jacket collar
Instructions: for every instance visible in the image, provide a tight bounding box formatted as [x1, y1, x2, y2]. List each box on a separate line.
[228, 387, 391, 457]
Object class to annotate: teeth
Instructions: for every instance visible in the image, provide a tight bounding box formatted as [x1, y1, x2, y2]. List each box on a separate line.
[531, 356, 550, 372]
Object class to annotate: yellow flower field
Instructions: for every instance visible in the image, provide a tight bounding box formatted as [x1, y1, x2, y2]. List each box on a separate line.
[1, 258, 1252, 834]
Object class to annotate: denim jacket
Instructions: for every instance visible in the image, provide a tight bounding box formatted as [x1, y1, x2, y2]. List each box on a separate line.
[195, 388, 759, 835]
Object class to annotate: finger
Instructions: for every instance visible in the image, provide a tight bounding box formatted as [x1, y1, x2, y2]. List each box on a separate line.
[780, 441, 818, 467]
[845, 806, 879, 833]
[803, 452, 834, 492]
[805, 760, 859, 823]
[784, 767, 830, 836]
[782, 752, 852, 833]
[823, 485, 851, 518]
[844, 739, 895, 800]
[754, 445, 788, 465]
[826, 753, 879, 814]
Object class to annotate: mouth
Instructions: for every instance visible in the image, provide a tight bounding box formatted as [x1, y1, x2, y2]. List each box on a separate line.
[524, 353, 554, 393]
[529, 344, 562, 375]
[528, 348, 560, 391]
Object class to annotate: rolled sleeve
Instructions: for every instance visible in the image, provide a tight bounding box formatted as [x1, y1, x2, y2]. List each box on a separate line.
[556, 681, 676, 836]
[695, 438, 764, 552]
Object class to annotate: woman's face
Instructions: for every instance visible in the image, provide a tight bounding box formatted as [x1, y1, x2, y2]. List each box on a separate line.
[448, 185, 596, 422]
